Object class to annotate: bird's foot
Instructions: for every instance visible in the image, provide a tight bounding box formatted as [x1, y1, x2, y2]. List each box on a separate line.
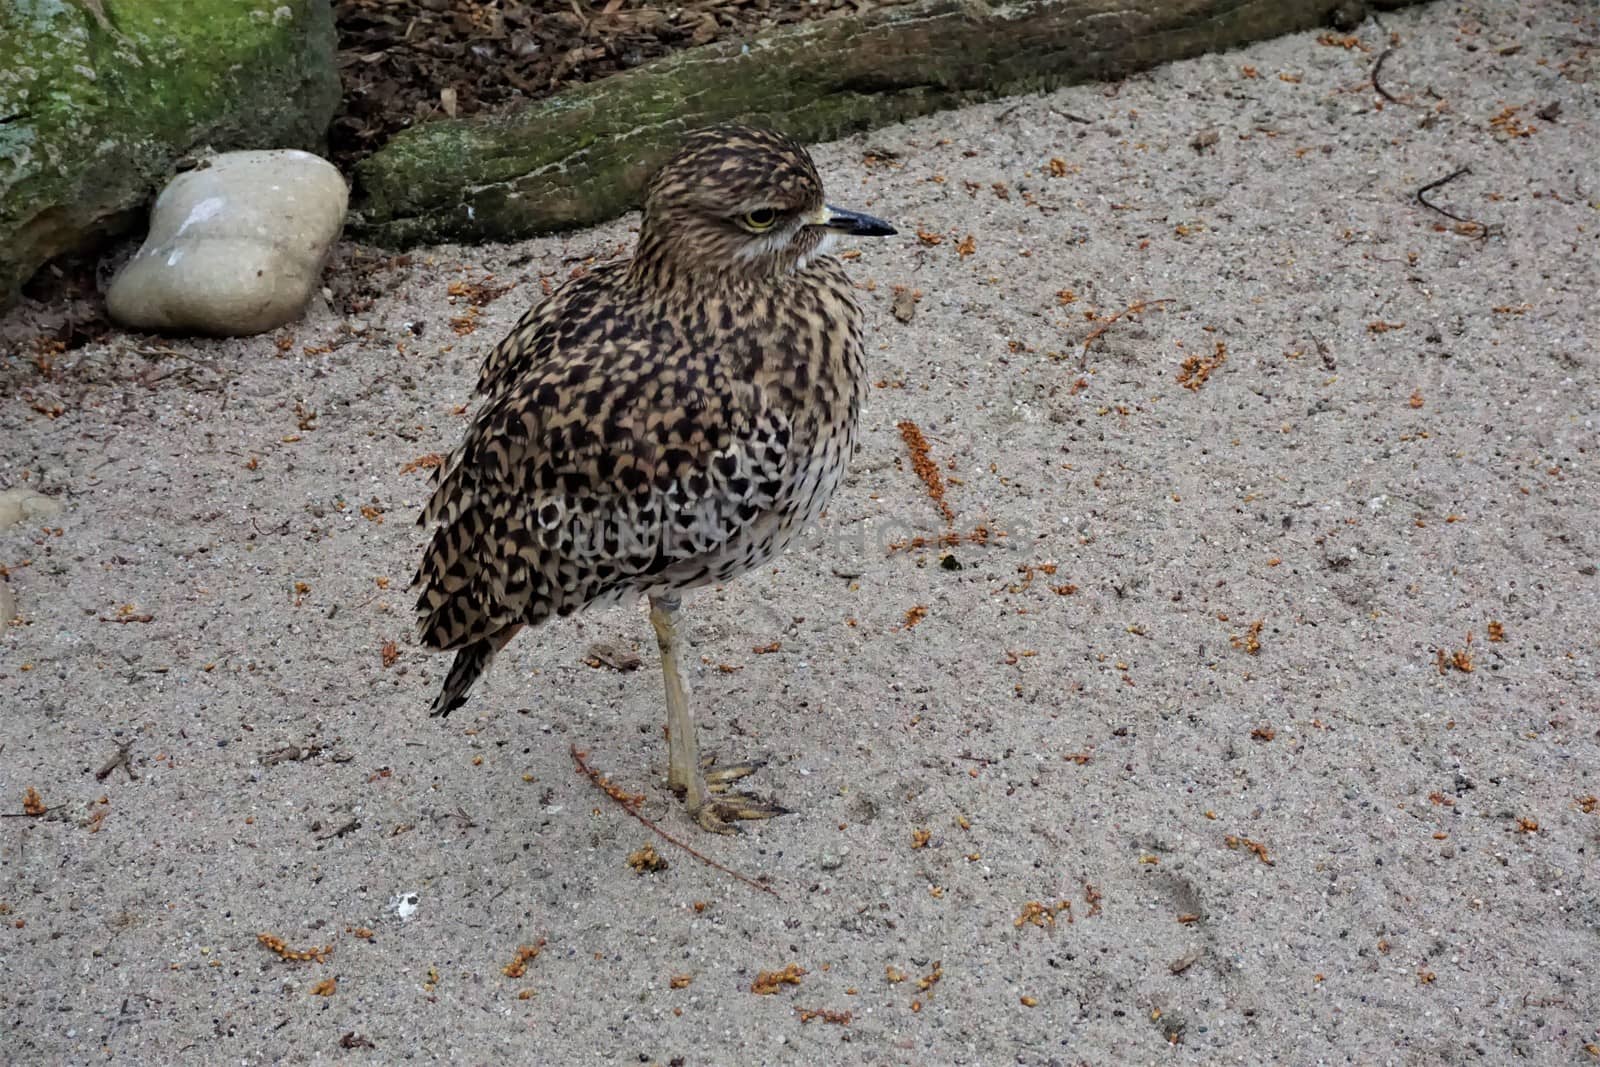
[679, 758, 790, 834]
[691, 793, 791, 835]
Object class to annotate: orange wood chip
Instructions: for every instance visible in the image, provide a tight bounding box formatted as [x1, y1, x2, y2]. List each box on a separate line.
[257, 933, 332, 963]
[897, 420, 954, 523]
[751, 963, 806, 995]
[502, 941, 545, 978]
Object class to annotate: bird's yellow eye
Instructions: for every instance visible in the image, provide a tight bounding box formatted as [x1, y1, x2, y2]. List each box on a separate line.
[740, 208, 779, 232]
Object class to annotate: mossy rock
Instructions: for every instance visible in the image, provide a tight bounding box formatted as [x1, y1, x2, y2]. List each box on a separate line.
[0, 0, 340, 305]
[351, 0, 1424, 247]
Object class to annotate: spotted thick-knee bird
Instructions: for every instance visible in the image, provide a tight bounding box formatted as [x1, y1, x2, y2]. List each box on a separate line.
[413, 125, 896, 833]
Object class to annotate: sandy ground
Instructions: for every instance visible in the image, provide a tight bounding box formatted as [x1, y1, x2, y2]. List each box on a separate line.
[3, 1, 1598, 1063]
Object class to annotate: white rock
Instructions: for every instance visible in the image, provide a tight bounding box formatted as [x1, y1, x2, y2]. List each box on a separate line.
[107, 150, 347, 337]
[0, 487, 63, 531]
[388, 891, 421, 922]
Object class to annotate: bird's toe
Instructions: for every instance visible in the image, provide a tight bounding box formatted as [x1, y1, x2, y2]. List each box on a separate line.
[699, 792, 791, 829]
[703, 758, 768, 791]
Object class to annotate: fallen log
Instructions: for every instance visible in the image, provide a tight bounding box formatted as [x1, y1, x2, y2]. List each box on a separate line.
[351, 0, 1423, 246]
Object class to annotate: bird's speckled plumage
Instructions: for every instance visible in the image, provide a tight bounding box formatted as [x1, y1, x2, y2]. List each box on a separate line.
[413, 126, 892, 729]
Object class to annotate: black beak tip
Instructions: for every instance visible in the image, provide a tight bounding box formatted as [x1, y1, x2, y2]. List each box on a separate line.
[827, 206, 897, 238]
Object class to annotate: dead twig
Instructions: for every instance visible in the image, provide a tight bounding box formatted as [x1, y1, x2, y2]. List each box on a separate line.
[1371, 47, 1400, 104]
[570, 745, 780, 899]
[1080, 298, 1172, 360]
[885, 524, 998, 556]
[430, 807, 476, 830]
[1049, 107, 1092, 124]
[319, 818, 361, 839]
[95, 742, 138, 782]
[261, 744, 321, 766]
[1415, 166, 1477, 224]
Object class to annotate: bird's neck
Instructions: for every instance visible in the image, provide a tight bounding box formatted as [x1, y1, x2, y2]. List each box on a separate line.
[628, 226, 809, 294]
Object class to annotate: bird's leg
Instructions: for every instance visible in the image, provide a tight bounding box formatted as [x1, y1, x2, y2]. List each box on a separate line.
[649, 592, 701, 801]
[648, 592, 788, 834]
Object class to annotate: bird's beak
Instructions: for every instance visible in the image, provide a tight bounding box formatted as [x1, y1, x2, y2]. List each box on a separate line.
[820, 205, 896, 237]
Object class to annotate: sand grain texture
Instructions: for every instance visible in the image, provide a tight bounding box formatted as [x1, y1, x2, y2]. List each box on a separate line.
[3, 2, 1597, 1062]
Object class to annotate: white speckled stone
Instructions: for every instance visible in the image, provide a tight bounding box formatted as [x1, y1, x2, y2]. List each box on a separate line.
[0, 487, 63, 531]
[107, 150, 347, 337]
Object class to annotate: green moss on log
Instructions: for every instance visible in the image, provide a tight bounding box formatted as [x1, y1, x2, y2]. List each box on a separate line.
[352, 0, 1424, 246]
[0, 0, 339, 303]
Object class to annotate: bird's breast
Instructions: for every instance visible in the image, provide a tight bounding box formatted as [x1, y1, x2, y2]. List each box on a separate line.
[723, 262, 864, 432]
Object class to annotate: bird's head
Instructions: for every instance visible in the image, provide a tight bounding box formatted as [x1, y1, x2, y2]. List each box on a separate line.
[636, 125, 895, 285]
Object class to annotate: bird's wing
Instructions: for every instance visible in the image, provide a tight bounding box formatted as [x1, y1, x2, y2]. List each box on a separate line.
[473, 265, 624, 402]
[413, 332, 792, 652]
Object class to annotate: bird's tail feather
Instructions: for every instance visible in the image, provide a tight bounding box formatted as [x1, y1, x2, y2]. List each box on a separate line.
[429, 625, 522, 717]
